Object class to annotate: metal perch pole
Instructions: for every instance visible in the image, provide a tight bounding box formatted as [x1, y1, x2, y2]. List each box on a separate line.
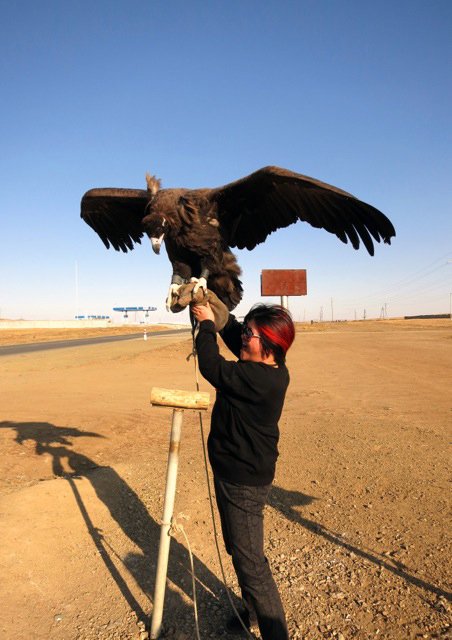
[149, 387, 210, 640]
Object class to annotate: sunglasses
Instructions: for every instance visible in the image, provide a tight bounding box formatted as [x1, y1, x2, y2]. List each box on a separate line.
[241, 325, 261, 341]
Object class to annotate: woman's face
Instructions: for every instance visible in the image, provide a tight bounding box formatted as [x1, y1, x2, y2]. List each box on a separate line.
[240, 320, 265, 362]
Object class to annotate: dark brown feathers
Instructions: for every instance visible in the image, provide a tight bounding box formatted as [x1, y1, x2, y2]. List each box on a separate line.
[81, 188, 149, 252]
[80, 166, 395, 309]
[211, 166, 395, 255]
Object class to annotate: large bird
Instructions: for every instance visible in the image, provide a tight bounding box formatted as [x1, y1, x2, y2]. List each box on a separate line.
[81, 166, 395, 311]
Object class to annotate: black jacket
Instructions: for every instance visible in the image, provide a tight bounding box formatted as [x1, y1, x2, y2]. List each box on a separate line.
[195, 315, 290, 486]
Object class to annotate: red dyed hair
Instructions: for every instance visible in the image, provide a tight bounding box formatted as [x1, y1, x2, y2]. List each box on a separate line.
[244, 304, 295, 364]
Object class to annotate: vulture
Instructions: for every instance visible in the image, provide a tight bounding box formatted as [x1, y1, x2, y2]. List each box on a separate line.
[81, 166, 395, 311]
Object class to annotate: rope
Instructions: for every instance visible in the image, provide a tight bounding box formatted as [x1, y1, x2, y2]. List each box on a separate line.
[189, 315, 254, 639]
[169, 513, 201, 640]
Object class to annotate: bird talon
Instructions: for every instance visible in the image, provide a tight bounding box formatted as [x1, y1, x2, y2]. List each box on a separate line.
[166, 283, 182, 312]
[191, 277, 208, 297]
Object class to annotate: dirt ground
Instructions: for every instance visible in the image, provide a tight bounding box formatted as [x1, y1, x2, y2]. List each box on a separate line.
[0, 320, 450, 640]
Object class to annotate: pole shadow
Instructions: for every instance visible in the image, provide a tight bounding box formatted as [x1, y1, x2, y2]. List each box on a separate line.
[269, 485, 451, 602]
[1, 420, 236, 634]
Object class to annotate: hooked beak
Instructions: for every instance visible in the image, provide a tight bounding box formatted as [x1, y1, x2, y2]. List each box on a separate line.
[151, 233, 165, 254]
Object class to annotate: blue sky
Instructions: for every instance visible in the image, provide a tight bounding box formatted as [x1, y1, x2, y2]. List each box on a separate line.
[1, 1, 451, 322]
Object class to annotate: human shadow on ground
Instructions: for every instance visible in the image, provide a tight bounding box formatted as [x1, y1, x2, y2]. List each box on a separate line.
[269, 485, 451, 601]
[1, 420, 239, 634]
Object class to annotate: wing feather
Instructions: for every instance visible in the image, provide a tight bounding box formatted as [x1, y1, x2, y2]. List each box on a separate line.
[211, 166, 395, 254]
[81, 188, 149, 253]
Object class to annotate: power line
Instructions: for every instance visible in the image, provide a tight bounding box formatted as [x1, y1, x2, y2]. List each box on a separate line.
[338, 252, 452, 304]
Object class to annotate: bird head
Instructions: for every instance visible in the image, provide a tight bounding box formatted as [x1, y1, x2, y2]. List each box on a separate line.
[142, 213, 167, 254]
[143, 172, 167, 253]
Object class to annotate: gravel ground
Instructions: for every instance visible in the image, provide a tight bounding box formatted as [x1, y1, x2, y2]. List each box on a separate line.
[0, 320, 450, 639]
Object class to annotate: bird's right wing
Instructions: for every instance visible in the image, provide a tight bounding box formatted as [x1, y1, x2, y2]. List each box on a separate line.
[81, 188, 149, 252]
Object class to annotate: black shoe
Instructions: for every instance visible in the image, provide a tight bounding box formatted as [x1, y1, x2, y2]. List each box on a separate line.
[225, 610, 258, 635]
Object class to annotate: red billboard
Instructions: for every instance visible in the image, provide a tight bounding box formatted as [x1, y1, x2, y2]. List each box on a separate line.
[261, 269, 307, 296]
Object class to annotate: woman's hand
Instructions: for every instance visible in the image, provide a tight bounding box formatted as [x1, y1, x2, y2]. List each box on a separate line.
[191, 302, 215, 323]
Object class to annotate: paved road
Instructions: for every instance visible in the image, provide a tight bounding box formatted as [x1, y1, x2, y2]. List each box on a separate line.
[0, 328, 192, 356]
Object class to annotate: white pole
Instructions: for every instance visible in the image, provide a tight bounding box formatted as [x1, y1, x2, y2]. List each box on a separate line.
[280, 295, 288, 309]
[150, 408, 184, 639]
[75, 261, 79, 319]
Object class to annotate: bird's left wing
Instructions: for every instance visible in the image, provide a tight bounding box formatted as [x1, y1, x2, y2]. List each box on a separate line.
[210, 166, 395, 255]
[81, 188, 149, 252]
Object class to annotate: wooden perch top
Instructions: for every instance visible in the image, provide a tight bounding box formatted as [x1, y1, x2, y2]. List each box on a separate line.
[150, 387, 210, 410]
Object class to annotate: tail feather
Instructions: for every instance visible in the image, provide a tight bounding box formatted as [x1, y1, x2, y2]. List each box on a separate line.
[208, 250, 243, 310]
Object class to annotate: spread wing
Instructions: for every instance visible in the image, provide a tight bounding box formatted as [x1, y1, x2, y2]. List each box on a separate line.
[81, 188, 149, 252]
[211, 166, 396, 255]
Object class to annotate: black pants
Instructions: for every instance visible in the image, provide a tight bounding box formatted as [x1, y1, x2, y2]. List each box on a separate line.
[214, 477, 289, 640]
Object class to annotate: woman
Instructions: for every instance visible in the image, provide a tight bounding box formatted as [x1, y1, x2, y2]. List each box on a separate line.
[191, 301, 295, 639]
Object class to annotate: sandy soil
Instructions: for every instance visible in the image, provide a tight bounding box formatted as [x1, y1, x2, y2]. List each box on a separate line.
[0, 320, 450, 639]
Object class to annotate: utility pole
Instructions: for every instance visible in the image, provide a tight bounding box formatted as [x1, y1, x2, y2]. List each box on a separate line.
[75, 261, 79, 319]
[331, 297, 334, 322]
[320, 306, 323, 322]
[444, 260, 452, 318]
